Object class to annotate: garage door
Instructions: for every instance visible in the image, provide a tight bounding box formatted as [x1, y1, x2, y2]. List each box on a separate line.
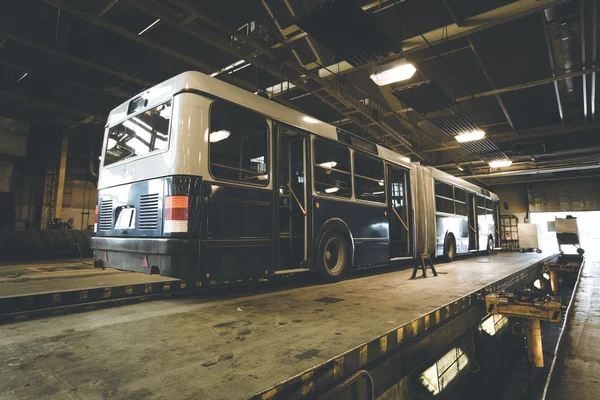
[528, 178, 600, 212]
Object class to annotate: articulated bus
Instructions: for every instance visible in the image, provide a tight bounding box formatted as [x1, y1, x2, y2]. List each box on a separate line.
[92, 71, 499, 283]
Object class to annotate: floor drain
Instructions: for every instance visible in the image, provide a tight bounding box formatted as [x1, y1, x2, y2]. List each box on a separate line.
[314, 296, 344, 304]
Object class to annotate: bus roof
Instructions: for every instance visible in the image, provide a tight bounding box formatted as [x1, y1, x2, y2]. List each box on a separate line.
[106, 71, 496, 199]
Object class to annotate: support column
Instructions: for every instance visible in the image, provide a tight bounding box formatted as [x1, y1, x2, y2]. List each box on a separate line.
[526, 319, 544, 368]
[54, 134, 68, 220]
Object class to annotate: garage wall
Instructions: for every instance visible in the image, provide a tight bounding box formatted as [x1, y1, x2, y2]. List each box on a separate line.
[61, 179, 97, 230]
[492, 183, 527, 223]
[529, 178, 600, 212]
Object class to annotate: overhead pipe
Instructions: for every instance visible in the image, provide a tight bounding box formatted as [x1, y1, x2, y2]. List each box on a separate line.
[541, 13, 565, 124]
[462, 163, 600, 179]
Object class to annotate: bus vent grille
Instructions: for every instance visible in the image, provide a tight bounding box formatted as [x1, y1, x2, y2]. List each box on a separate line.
[98, 200, 113, 231]
[139, 194, 159, 230]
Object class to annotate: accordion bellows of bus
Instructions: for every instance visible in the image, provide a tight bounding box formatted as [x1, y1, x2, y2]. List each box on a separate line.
[92, 71, 499, 284]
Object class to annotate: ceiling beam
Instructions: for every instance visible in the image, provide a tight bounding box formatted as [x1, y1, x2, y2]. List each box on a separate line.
[44, 0, 215, 74]
[166, 0, 420, 157]
[541, 13, 565, 124]
[0, 32, 153, 88]
[98, 0, 120, 17]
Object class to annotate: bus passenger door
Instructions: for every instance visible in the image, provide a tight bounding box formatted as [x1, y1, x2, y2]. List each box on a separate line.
[277, 126, 308, 270]
[388, 165, 412, 258]
[468, 193, 478, 251]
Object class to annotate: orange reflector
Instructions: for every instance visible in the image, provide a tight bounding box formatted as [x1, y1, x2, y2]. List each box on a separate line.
[384, 211, 387, 216]
[165, 207, 189, 221]
[103, 251, 108, 261]
[315, 202, 320, 209]
[142, 256, 149, 268]
[165, 195, 188, 208]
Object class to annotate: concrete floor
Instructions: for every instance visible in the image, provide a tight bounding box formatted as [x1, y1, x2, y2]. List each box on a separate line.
[0, 253, 544, 400]
[547, 256, 600, 400]
[0, 259, 175, 298]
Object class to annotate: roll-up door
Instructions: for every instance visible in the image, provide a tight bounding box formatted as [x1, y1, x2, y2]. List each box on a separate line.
[528, 178, 600, 212]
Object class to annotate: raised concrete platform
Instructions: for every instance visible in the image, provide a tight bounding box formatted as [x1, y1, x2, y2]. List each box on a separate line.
[0, 252, 546, 399]
[545, 256, 600, 400]
[0, 259, 176, 298]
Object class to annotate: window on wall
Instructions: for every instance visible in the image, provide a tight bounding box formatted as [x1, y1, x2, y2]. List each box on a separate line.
[209, 102, 269, 185]
[354, 152, 385, 202]
[314, 139, 351, 197]
[434, 180, 455, 214]
[105, 101, 171, 166]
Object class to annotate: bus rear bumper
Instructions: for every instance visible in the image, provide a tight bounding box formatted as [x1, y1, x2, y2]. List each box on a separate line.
[91, 237, 199, 281]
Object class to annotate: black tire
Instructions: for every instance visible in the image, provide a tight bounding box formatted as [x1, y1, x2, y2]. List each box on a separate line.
[62, 230, 76, 255]
[51, 230, 66, 254]
[27, 229, 45, 256]
[486, 237, 494, 255]
[318, 231, 350, 282]
[442, 234, 456, 263]
[4, 231, 18, 259]
[0, 230, 8, 260]
[14, 230, 32, 259]
[41, 230, 56, 255]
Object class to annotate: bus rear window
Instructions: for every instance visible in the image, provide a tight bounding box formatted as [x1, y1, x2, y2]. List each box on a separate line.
[104, 101, 171, 166]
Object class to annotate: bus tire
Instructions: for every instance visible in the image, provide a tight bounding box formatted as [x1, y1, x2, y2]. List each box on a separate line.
[318, 231, 349, 282]
[442, 234, 456, 263]
[486, 237, 494, 255]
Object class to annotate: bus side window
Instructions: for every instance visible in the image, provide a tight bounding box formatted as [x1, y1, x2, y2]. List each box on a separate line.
[209, 102, 269, 185]
[353, 152, 385, 203]
[313, 139, 351, 197]
[454, 188, 467, 216]
[434, 180, 454, 214]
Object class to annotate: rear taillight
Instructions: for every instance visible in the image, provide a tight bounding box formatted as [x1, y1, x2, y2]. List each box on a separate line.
[164, 195, 189, 233]
[94, 205, 98, 233]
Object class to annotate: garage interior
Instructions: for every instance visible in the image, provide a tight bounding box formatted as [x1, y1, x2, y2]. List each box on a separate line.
[0, 0, 599, 399]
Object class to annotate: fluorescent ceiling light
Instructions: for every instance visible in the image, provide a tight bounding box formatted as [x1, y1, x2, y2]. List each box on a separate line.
[455, 130, 485, 143]
[456, 164, 464, 171]
[370, 59, 417, 86]
[318, 161, 337, 168]
[378, 180, 384, 186]
[373, 191, 384, 195]
[325, 187, 339, 193]
[303, 116, 319, 124]
[138, 19, 161, 36]
[210, 130, 231, 143]
[228, 63, 251, 74]
[16, 73, 28, 83]
[489, 159, 512, 168]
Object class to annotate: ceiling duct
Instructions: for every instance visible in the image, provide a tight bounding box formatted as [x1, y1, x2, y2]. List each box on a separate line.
[390, 80, 456, 115]
[292, 0, 401, 66]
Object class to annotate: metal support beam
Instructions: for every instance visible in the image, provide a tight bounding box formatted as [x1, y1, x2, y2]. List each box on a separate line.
[0, 32, 153, 88]
[467, 37, 516, 131]
[44, 0, 215, 74]
[541, 13, 565, 124]
[367, 65, 600, 127]
[161, 0, 420, 156]
[98, 0, 120, 17]
[580, 0, 588, 121]
[54, 135, 68, 220]
[591, 0, 597, 120]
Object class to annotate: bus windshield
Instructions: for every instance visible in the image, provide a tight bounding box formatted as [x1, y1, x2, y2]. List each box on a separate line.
[104, 101, 172, 166]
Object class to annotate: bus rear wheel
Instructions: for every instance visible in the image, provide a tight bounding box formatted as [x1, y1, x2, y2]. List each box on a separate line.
[319, 231, 349, 282]
[442, 235, 456, 263]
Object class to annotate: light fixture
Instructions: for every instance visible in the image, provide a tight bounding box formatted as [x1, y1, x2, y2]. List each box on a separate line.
[209, 130, 231, 143]
[456, 164, 464, 171]
[480, 314, 509, 336]
[489, 159, 512, 168]
[455, 130, 486, 143]
[257, 174, 268, 181]
[373, 191, 384, 195]
[543, 272, 550, 280]
[303, 116, 319, 124]
[533, 279, 542, 290]
[138, 19, 161, 36]
[370, 58, 417, 86]
[378, 180, 384, 186]
[325, 187, 339, 193]
[318, 161, 337, 169]
[16, 73, 28, 83]
[420, 347, 469, 395]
